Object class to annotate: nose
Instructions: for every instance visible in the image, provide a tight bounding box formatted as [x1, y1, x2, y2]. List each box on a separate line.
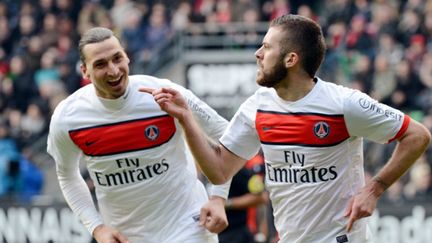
[107, 62, 119, 76]
[255, 47, 262, 59]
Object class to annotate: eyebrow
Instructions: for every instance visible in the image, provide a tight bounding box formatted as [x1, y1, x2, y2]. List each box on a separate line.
[92, 51, 122, 65]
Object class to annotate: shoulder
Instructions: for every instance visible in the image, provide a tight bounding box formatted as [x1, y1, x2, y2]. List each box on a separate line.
[128, 75, 175, 88]
[248, 87, 272, 103]
[317, 78, 357, 97]
[241, 87, 275, 111]
[314, 78, 361, 109]
[232, 88, 267, 121]
[50, 85, 93, 126]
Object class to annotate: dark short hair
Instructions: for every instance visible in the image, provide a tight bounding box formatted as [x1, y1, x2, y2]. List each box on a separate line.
[270, 14, 326, 78]
[78, 27, 115, 63]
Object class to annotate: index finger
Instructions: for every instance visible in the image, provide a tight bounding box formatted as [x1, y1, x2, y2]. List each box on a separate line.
[346, 216, 355, 232]
[113, 231, 130, 243]
[346, 207, 358, 232]
[199, 207, 210, 226]
[138, 87, 156, 94]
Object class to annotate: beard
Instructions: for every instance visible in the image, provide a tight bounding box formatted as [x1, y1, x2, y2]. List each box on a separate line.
[256, 59, 287, 88]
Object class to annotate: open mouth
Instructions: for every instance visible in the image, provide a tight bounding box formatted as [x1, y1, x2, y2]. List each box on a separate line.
[107, 76, 122, 87]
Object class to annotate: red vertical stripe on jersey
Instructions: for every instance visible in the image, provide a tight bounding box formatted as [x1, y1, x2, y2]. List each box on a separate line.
[388, 114, 411, 143]
[69, 115, 176, 156]
[256, 111, 349, 146]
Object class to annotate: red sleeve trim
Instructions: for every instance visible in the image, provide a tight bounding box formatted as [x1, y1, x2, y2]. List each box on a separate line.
[388, 114, 411, 143]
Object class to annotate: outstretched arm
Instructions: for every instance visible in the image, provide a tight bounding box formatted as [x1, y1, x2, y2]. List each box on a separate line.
[344, 119, 431, 231]
[139, 87, 247, 184]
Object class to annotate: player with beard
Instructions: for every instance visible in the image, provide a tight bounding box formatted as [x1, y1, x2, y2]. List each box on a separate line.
[141, 14, 431, 243]
[47, 27, 231, 243]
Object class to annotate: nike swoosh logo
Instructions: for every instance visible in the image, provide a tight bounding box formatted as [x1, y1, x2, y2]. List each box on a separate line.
[262, 126, 276, 131]
[192, 214, 200, 222]
[85, 141, 96, 146]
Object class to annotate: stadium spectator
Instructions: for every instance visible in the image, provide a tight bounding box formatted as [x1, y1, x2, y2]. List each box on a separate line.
[404, 34, 427, 72]
[109, 0, 136, 32]
[0, 120, 20, 196]
[142, 14, 431, 242]
[171, 1, 193, 31]
[345, 14, 374, 56]
[385, 59, 424, 111]
[120, 7, 145, 60]
[77, 0, 111, 35]
[135, 3, 172, 73]
[398, 8, 423, 47]
[20, 99, 48, 147]
[422, 10, 432, 46]
[34, 48, 63, 100]
[231, 0, 259, 22]
[352, 0, 372, 22]
[419, 50, 432, 88]
[376, 32, 404, 68]
[219, 153, 268, 243]
[5, 155, 44, 203]
[58, 57, 82, 94]
[370, 53, 397, 101]
[350, 54, 373, 93]
[403, 159, 432, 201]
[8, 54, 38, 112]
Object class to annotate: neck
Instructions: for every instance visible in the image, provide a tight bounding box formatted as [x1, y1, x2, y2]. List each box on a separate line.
[274, 74, 315, 102]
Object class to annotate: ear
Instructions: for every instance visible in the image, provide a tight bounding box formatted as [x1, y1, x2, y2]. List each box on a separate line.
[284, 52, 299, 68]
[80, 63, 90, 80]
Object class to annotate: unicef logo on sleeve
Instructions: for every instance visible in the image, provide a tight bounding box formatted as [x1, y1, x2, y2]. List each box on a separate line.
[145, 125, 160, 141]
[313, 121, 330, 139]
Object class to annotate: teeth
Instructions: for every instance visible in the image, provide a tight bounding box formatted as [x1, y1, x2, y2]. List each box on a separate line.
[108, 78, 121, 82]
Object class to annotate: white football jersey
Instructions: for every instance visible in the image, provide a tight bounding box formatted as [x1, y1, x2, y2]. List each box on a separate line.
[47, 75, 229, 243]
[220, 78, 410, 243]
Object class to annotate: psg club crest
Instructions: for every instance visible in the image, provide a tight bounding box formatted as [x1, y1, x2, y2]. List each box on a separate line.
[145, 125, 160, 141]
[313, 121, 330, 139]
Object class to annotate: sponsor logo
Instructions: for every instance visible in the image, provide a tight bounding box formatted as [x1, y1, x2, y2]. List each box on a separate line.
[262, 126, 276, 131]
[313, 121, 330, 139]
[95, 158, 170, 187]
[358, 97, 372, 109]
[358, 98, 402, 121]
[266, 163, 337, 183]
[336, 234, 348, 242]
[144, 125, 159, 141]
[192, 214, 200, 222]
[85, 141, 96, 146]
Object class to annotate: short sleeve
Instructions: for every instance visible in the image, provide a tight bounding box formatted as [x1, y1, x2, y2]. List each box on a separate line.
[167, 81, 229, 141]
[220, 95, 261, 160]
[344, 91, 410, 144]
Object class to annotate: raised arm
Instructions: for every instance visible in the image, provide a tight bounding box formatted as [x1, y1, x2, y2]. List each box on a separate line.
[139, 87, 247, 184]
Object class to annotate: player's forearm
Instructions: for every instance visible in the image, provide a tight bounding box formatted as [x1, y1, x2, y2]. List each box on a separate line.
[371, 122, 431, 196]
[179, 111, 230, 184]
[226, 193, 268, 210]
[209, 178, 232, 199]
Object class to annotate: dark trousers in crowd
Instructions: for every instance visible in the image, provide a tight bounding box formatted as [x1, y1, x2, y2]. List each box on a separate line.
[218, 225, 255, 243]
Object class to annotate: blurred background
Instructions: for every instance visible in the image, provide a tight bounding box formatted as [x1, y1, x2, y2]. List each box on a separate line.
[0, 0, 431, 242]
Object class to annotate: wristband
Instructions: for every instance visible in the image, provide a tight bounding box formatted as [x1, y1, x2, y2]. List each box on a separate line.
[225, 199, 233, 209]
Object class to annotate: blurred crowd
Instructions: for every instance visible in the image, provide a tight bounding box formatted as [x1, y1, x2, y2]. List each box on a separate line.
[0, 0, 430, 216]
